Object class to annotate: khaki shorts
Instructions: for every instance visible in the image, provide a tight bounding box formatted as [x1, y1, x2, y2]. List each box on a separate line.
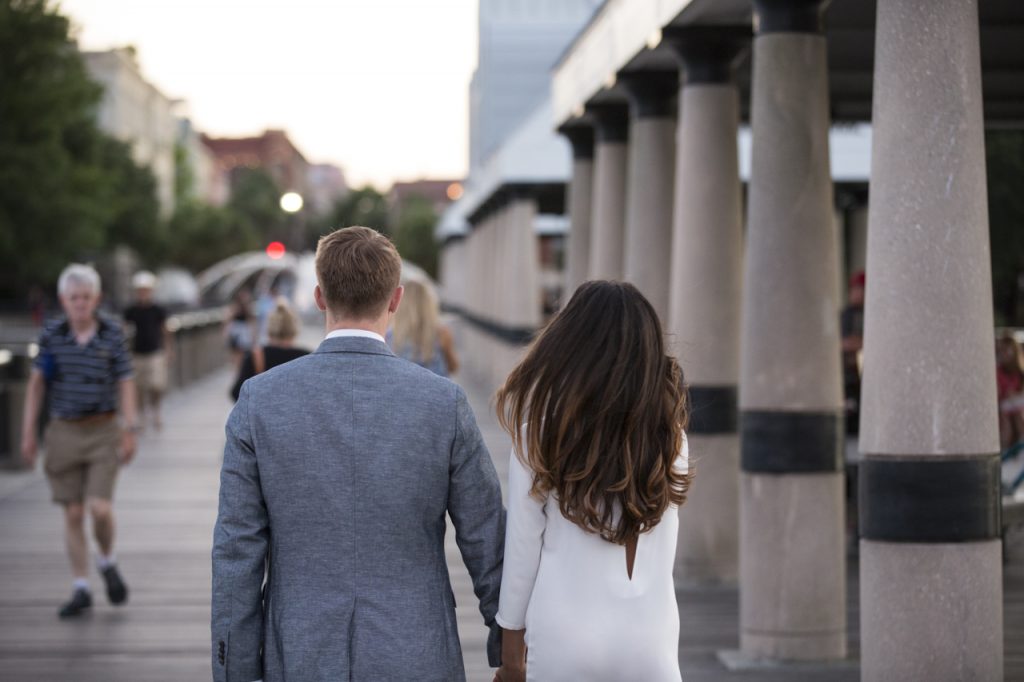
[134, 352, 169, 393]
[43, 417, 121, 505]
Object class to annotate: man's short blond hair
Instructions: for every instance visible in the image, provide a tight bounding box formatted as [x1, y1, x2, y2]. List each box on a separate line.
[315, 226, 402, 319]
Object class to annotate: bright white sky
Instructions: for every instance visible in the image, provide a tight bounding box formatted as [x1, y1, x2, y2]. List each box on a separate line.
[59, 0, 479, 190]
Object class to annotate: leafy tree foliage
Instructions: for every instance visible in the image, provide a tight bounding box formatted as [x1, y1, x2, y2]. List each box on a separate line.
[392, 195, 439, 279]
[0, 0, 160, 297]
[312, 186, 390, 243]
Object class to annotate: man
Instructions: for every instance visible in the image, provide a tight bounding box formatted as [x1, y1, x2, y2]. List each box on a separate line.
[212, 227, 505, 682]
[123, 271, 173, 431]
[21, 263, 138, 618]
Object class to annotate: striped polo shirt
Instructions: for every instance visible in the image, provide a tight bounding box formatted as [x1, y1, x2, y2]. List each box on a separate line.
[34, 315, 134, 419]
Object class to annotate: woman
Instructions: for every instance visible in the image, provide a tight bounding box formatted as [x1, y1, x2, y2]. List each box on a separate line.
[230, 298, 309, 401]
[493, 281, 691, 682]
[225, 290, 256, 370]
[389, 279, 458, 377]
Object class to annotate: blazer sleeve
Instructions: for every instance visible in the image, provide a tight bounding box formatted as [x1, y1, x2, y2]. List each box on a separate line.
[494, 447, 546, 630]
[211, 382, 269, 682]
[447, 386, 506, 668]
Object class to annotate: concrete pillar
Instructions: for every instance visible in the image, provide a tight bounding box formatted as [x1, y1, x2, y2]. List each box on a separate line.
[738, 0, 846, 661]
[665, 27, 750, 586]
[586, 104, 629, 281]
[859, 0, 1003, 679]
[505, 195, 541, 329]
[560, 124, 595, 297]
[438, 237, 467, 310]
[620, 72, 677, 322]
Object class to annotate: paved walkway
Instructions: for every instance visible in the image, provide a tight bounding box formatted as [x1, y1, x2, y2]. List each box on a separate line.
[0, 362, 1022, 681]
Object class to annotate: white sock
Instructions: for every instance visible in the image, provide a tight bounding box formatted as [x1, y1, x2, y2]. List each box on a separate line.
[97, 554, 116, 570]
[72, 577, 90, 593]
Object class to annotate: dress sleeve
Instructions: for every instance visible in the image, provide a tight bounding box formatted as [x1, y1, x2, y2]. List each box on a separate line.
[495, 448, 547, 630]
[675, 432, 690, 475]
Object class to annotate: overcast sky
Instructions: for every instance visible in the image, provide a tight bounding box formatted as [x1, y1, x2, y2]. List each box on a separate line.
[60, 0, 479, 190]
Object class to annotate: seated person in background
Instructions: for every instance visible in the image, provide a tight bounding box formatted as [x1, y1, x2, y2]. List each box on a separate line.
[231, 299, 309, 401]
[997, 333, 1024, 450]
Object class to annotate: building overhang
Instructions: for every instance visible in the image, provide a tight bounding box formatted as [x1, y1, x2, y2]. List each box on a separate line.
[553, 0, 1024, 129]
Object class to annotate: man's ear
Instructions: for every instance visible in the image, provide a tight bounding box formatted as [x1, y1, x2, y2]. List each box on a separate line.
[388, 286, 404, 315]
[314, 285, 327, 312]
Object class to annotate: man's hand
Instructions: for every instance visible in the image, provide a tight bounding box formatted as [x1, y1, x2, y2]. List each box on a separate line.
[119, 430, 137, 465]
[20, 432, 37, 468]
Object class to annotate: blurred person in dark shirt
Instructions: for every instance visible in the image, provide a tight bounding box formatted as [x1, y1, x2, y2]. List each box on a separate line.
[123, 271, 173, 432]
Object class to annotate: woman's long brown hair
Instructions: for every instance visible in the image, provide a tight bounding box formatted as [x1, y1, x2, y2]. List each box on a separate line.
[495, 280, 691, 545]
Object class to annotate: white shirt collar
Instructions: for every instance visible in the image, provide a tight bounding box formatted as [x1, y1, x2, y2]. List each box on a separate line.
[324, 328, 386, 344]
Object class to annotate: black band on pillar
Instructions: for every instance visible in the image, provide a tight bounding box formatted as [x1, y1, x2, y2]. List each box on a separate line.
[586, 103, 629, 143]
[740, 410, 843, 473]
[859, 455, 1002, 543]
[752, 0, 830, 35]
[687, 386, 739, 434]
[440, 304, 536, 345]
[618, 71, 678, 119]
[664, 26, 752, 86]
[558, 124, 595, 160]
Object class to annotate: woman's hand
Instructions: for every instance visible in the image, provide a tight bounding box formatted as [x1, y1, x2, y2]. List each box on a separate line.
[494, 628, 527, 682]
[493, 664, 526, 682]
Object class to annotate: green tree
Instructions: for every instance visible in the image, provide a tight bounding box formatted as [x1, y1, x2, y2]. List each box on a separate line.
[228, 167, 285, 245]
[165, 201, 260, 273]
[392, 195, 439, 278]
[0, 0, 108, 296]
[986, 130, 1024, 326]
[0, 0, 163, 297]
[313, 186, 389, 241]
[99, 135, 163, 267]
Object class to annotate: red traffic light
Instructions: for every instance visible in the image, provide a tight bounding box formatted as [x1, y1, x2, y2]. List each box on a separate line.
[266, 241, 286, 260]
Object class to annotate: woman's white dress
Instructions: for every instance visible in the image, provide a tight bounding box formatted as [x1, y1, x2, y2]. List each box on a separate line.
[495, 439, 688, 682]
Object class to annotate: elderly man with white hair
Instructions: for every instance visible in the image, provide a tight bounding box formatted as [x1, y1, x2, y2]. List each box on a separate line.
[20, 263, 138, 618]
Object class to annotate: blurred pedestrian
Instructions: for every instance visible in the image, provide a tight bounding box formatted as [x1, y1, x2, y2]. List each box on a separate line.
[224, 290, 255, 369]
[123, 271, 173, 432]
[254, 283, 280, 346]
[997, 333, 1024, 450]
[230, 298, 309, 401]
[841, 271, 866, 435]
[389, 278, 458, 377]
[20, 263, 137, 618]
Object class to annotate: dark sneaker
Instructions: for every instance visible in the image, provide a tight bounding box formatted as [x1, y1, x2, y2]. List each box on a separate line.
[58, 589, 92, 618]
[101, 565, 128, 605]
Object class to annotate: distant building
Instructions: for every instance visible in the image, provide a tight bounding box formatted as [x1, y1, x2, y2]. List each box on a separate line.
[469, 0, 602, 172]
[306, 163, 349, 216]
[176, 114, 226, 206]
[388, 179, 462, 222]
[201, 129, 311, 201]
[81, 47, 178, 216]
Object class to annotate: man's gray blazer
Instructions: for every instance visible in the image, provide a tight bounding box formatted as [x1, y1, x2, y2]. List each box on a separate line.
[211, 335, 505, 681]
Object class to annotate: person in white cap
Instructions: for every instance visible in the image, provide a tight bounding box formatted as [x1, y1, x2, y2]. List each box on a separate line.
[123, 271, 173, 431]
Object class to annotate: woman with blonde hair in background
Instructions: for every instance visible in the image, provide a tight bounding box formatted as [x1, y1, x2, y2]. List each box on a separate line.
[493, 280, 691, 682]
[389, 278, 459, 377]
[230, 298, 309, 401]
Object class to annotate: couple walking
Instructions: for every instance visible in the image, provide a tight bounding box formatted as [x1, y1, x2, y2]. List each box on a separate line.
[211, 227, 691, 682]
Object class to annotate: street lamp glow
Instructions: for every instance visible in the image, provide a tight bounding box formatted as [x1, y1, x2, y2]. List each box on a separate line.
[280, 192, 304, 213]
